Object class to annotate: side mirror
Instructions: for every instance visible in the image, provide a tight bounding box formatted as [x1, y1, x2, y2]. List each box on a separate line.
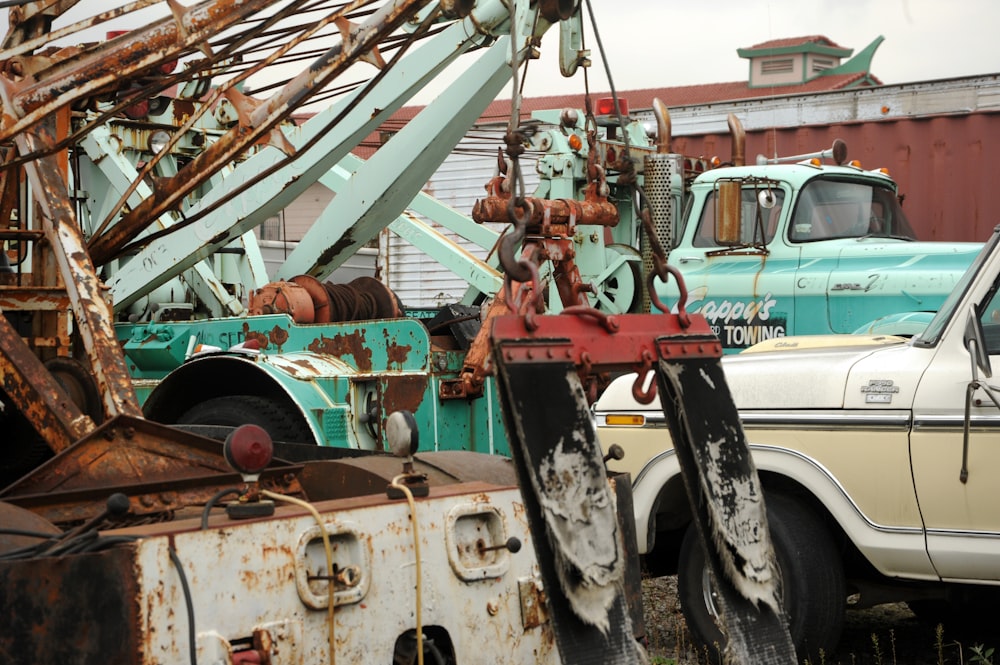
[715, 180, 743, 245]
[964, 307, 993, 379]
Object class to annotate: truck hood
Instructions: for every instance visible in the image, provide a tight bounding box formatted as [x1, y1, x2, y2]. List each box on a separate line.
[722, 335, 908, 409]
[594, 335, 907, 412]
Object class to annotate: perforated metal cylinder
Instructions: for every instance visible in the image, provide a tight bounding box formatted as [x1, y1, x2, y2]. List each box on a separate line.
[641, 153, 683, 312]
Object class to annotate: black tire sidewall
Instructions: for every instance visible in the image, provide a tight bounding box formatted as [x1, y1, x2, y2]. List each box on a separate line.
[177, 395, 313, 444]
[676, 492, 846, 662]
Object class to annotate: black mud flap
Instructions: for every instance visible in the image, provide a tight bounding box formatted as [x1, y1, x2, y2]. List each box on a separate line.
[491, 310, 795, 665]
[655, 353, 797, 665]
[492, 351, 646, 664]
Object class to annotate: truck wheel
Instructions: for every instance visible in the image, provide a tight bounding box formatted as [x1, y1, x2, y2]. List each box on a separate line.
[676, 493, 845, 662]
[177, 395, 313, 444]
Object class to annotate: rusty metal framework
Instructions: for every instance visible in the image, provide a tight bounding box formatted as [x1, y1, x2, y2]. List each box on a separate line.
[0, 2, 797, 662]
[0, 0, 451, 479]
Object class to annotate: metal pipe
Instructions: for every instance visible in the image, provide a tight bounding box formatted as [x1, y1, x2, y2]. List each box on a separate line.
[1, 0, 280, 144]
[89, 0, 432, 267]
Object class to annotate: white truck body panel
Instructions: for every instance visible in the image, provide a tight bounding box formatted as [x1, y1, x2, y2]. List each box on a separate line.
[595, 228, 1000, 587]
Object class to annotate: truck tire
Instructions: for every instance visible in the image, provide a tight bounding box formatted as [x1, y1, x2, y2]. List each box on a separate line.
[676, 493, 845, 663]
[177, 395, 313, 444]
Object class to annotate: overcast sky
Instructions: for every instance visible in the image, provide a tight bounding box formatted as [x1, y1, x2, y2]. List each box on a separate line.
[517, 0, 1000, 99]
[4, 0, 998, 105]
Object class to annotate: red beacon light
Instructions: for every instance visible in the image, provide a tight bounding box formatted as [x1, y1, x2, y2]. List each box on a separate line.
[595, 96, 628, 117]
[594, 97, 630, 133]
[683, 157, 712, 175]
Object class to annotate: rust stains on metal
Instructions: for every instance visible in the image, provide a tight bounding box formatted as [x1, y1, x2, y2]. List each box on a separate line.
[308, 330, 373, 372]
[313, 235, 356, 271]
[171, 99, 195, 126]
[472, 195, 619, 228]
[239, 322, 272, 351]
[380, 375, 429, 423]
[518, 577, 549, 629]
[385, 342, 412, 367]
[12, 121, 142, 420]
[268, 325, 289, 348]
[0, 303, 94, 452]
[3, 0, 281, 143]
[94, 0, 433, 268]
[0, 414, 302, 525]
[0, 502, 60, 554]
[0, 544, 143, 662]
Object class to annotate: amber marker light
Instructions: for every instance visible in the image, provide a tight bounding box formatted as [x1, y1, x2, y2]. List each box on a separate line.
[604, 414, 646, 426]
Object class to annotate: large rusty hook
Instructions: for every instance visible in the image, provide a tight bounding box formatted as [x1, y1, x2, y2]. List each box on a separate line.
[498, 200, 535, 284]
[503, 258, 543, 331]
[648, 258, 691, 329]
[631, 349, 657, 405]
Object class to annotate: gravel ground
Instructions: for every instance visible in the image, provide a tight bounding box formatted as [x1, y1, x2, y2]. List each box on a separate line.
[640, 576, 995, 665]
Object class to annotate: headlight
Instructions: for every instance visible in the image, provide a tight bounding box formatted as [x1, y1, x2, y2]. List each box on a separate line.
[148, 129, 171, 154]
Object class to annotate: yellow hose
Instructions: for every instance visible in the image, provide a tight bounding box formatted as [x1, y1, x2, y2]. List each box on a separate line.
[261, 490, 336, 665]
[390, 476, 423, 665]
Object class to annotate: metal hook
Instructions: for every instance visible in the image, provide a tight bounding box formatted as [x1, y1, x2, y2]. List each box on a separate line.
[631, 350, 657, 404]
[647, 258, 691, 329]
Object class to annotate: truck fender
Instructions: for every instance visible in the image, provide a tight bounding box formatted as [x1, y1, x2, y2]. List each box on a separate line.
[142, 354, 333, 447]
[631, 443, 935, 580]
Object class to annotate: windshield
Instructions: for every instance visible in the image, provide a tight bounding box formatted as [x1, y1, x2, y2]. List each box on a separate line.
[913, 231, 1000, 346]
[788, 178, 916, 242]
[692, 186, 786, 248]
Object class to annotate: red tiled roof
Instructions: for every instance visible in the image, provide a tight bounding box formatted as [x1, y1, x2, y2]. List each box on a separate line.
[462, 73, 879, 124]
[350, 71, 880, 157]
[744, 35, 847, 51]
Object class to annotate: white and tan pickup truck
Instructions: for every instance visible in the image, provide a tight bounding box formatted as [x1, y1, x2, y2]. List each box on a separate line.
[594, 226, 1000, 660]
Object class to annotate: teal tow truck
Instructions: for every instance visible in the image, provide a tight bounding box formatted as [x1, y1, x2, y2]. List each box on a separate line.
[660, 153, 981, 351]
[523, 105, 982, 352]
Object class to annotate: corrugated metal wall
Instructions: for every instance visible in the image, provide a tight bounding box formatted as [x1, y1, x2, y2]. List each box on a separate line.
[385, 149, 538, 309]
[382, 111, 1000, 308]
[311, 76, 1000, 306]
[668, 111, 999, 243]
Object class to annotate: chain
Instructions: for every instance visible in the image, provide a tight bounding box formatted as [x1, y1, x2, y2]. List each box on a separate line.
[497, 3, 540, 304]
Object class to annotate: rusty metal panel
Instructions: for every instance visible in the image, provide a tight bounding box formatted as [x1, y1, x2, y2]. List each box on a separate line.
[0, 314, 93, 452]
[0, 415, 302, 525]
[0, 546, 142, 663]
[0, 501, 60, 553]
[102, 483, 556, 664]
[669, 111, 1000, 243]
[296, 450, 519, 501]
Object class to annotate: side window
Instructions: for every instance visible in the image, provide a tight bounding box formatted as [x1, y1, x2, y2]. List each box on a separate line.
[692, 188, 784, 248]
[978, 284, 1000, 356]
[693, 195, 717, 247]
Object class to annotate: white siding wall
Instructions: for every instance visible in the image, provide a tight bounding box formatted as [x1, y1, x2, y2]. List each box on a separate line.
[385, 146, 539, 309]
[256, 181, 376, 283]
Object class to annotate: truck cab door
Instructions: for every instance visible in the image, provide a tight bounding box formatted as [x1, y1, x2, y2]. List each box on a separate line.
[668, 185, 795, 352]
[909, 284, 1000, 582]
